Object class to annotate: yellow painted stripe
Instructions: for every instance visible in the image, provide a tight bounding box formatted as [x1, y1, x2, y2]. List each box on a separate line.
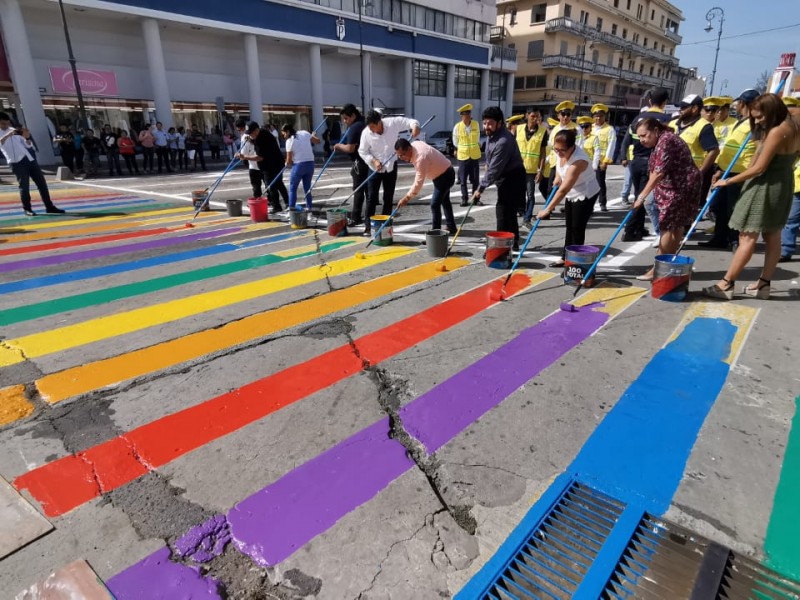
[37, 258, 469, 404]
[0, 246, 417, 367]
[0, 385, 34, 426]
[667, 302, 758, 365]
[572, 282, 648, 317]
[0, 206, 193, 233]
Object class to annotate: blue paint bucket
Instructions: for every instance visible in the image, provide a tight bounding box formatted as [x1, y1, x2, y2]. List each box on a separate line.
[369, 215, 393, 246]
[652, 254, 694, 302]
[564, 245, 599, 286]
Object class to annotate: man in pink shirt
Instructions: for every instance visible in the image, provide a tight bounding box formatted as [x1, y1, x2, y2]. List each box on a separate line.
[395, 138, 457, 234]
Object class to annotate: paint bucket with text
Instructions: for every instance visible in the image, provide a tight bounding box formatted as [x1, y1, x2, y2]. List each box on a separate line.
[247, 197, 268, 223]
[326, 208, 349, 237]
[369, 215, 393, 246]
[652, 254, 694, 301]
[485, 231, 515, 269]
[192, 190, 209, 212]
[564, 245, 599, 286]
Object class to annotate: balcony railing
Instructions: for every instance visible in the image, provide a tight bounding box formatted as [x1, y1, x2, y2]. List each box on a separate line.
[541, 54, 669, 88]
[664, 29, 682, 44]
[492, 44, 518, 63]
[545, 17, 678, 65]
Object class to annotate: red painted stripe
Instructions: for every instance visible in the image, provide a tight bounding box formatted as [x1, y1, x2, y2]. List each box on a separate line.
[0, 227, 176, 256]
[14, 274, 531, 517]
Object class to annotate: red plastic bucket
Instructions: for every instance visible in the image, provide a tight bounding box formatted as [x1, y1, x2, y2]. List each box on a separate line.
[247, 197, 268, 223]
[485, 231, 515, 268]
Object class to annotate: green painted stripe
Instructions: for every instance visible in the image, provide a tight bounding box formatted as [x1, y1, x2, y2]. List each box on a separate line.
[765, 396, 800, 580]
[0, 240, 356, 326]
[0, 203, 179, 227]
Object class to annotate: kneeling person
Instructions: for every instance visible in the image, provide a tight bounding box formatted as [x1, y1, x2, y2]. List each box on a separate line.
[395, 138, 457, 234]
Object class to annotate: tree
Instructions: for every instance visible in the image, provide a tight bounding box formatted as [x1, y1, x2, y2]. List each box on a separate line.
[755, 70, 771, 93]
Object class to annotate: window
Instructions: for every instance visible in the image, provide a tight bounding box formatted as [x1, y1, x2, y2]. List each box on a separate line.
[626, 0, 631, 9]
[657, 68, 661, 77]
[554, 75, 578, 91]
[560, 41, 569, 55]
[579, 10, 589, 24]
[651, 9, 655, 20]
[508, 8, 517, 25]
[661, 44, 665, 53]
[628, 59, 635, 70]
[596, 17, 603, 31]
[660, 15, 664, 28]
[526, 75, 547, 88]
[649, 66, 654, 75]
[592, 49, 599, 64]
[514, 77, 525, 90]
[611, 24, 617, 35]
[414, 60, 446, 97]
[639, 63, 644, 73]
[618, 58, 623, 69]
[564, 4, 572, 18]
[643, 37, 647, 48]
[614, 0, 619, 6]
[622, 28, 627, 39]
[455, 66, 481, 98]
[607, 53, 614, 67]
[531, 3, 547, 23]
[636, 4, 643, 19]
[489, 72, 507, 101]
[527, 40, 544, 60]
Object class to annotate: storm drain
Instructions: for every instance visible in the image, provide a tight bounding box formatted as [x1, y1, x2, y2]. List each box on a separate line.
[466, 478, 800, 600]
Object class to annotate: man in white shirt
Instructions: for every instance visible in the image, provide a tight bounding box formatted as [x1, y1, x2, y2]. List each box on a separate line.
[358, 110, 420, 235]
[152, 121, 173, 174]
[0, 112, 64, 216]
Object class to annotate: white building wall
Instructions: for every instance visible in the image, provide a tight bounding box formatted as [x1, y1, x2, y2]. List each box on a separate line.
[412, 96, 448, 134]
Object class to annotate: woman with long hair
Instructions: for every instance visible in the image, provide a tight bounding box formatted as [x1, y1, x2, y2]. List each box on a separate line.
[281, 123, 319, 211]
[703, 93, 800, 299]
[632, 117, 701, 280]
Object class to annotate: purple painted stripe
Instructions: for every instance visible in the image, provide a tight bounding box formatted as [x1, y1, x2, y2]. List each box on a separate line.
[0, 226, 244, 274]
[106, 547, 222, 600]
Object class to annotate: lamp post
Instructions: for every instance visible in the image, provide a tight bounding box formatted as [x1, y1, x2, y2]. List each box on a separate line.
[704, 6, 724, 96]
[357, 0, 366, 110]
[497, 7, 508, 107]
[57, 0, 88, 129]
[720, 78, 728, 95]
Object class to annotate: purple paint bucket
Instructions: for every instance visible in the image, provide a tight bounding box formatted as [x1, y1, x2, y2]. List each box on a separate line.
[564, 245, 599, 286]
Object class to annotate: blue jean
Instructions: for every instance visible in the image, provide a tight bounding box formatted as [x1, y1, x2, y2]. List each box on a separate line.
[644, 192, 659, 236]
[523, 173, 537, 222]
[288, 160, 314, 209]
[430, 167, 457, 231]
[621, 164, 632, 201]
[781, 192, 800, 258]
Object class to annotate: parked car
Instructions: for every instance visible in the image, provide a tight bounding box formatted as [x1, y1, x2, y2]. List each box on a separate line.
[426, 130, 455, 157]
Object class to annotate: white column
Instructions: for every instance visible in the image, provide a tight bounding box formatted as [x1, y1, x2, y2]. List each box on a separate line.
[480, 68, 490, 115]
[361, 51, 372, 109]
[445, 63, 455, 129]
[0, 0, 54, 163]
[141, 18, 173, 129]
[505, 72, 515, 116]
[244, 34, 262, 121]
[309, 44, 323, 131]
[404, 58, 413, 117]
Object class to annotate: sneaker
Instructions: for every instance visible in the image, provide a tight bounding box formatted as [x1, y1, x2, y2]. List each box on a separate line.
[460, 201, 469, 207]
[46, 206, 66, 214]
[779, 255, 792, 263]
[621, 232, 643, 242]
[362, 230, 372, 237]
[600, 205, 609, 212]
[522, 220, 533, 230]
[348, 218, 363, 227]
[447, 227, 457, 235]
[24, 209, 37, 216]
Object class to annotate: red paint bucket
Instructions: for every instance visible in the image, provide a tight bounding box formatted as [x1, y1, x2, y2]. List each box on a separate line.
[652, 254, 694, 301]
[247, 197, 268, 223]
[326, 208, 349, 237]
[485, 231, 515, 269]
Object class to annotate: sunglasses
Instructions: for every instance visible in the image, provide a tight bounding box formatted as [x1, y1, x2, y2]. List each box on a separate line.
[559, 111, 572, 117]
[581, 124, 592, 128]
[703, 106, 719, 112]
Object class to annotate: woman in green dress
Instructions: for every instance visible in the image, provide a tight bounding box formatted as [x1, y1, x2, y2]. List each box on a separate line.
[703, 93, 800, 300]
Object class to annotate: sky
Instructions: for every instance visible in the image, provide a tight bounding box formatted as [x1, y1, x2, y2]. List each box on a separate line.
[672, 0, 798, 97]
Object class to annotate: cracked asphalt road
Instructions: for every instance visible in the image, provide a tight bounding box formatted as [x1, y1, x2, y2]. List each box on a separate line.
[1, 161, 799, 598]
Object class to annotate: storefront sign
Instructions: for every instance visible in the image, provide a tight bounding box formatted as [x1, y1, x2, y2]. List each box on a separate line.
[49, 66, 119, 97]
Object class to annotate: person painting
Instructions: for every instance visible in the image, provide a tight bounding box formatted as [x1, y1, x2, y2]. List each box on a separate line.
[536, 129, 600, 268]
[281, 123, 319, 212]
[453, 103, 482, 207]
[472, 106, 526, 250]
[545, 101, 578, 199]
[631, 119, 701, 281]
[335, 104, 368, 228]
[780, 96, 800, 262]
[236, 121, 267, 199]
[703, 93, 800, 300]
[395, 138, 457, 235]
[516, 107, 548, 229]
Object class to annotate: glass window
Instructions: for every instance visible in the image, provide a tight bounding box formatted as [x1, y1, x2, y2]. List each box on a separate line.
[414, 60, 446, 97]
[622, 28, 627, 39]
[425, 8, 435, 30]
[509, 8, 517, 25]
[611, 24, 617, 35]
[489, 72, 507, 101]
[592, 49, 599, 63]
[415, 5, 425, 28]
[526, 75, 547, 88]
[434, 11, 445, 33]
[515, 76, 525, 90]
[454, 16, 465, 38]
[527, 40, 544, 60]
[564, 4, 572, 18]
[444, 13, 453, 34]
[455, 66, 481, 97]
[560, 41, 569, 54]
[531, 3, 547, 23]
[466, 19, 475, 40]
[596, 17, 603, 31]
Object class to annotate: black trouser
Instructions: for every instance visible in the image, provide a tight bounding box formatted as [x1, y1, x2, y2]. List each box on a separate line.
[430, 166, 457, 231]
[178, 149, 188, 170]
[60, 148, 75, 172]
[141, 147, 154, 171]
[210, 145, 220, 160]
[106, 149, 122, 176]
[496, 166, 526, 248]
[596, 167, 608, 207]
[562, 194, 599, 257]
[11, 157, 54, 211]
[349, 159, 369, 223]
[365, 168, 398, 228]
[624, 157, 650, 237]
[169, 148, 178, 168]
[192, 148, 207, 171]
[122, 154, 140, 175]
[264, 166, 286, 210]
[458, 158, 480, 202]
[538, 169, 551, 202]
[156, 146, 172, 173]
[249, 168, 264, 197]
[707, 177, 742, 245]
[75, 148, 84, 171]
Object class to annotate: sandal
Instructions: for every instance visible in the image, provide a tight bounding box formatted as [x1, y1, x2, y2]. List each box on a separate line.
[743, 277, 770, 299]
[702, 277, 735, 300]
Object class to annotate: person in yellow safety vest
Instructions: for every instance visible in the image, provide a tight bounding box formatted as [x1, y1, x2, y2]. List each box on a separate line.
[538, 117, 559, 200]
[507, 114, 524, 136]
[701, 89, 759, 250]
[670, 94, 719, 204]
[702, 97, 726, 141]
[546, 100, 578, 205]
[781, 96, 800, 262]
[578, 116, 601, 167]
[591, 103, 617, 211]
[517, 107, 550, 228]
[452, 103, 482, 207]
[717, 96, 738, 140]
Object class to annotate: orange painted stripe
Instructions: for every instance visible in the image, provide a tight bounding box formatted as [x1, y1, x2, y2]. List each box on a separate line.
[16, 272, 538, 517]
[0, 227, 177, 256]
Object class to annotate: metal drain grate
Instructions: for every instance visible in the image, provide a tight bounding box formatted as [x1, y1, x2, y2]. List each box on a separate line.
[483, 481, 626, 599]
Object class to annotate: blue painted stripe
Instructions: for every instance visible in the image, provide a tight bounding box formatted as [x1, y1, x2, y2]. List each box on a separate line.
[0, 230, 306, 295]
[459, 316, 739, 598]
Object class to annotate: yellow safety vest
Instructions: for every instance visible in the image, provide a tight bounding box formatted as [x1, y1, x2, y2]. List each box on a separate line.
[582, 133, 598, 160]
[547, 122, 578, 167]
[671, 117, 711, 168]
[455, 121, 481, 161]
[716, 119, 755, 174]
[593, 123, 614, 164]
[715, 116, 737, 141]
[516, 126, 547, 174]
[794, 158, 800, 194]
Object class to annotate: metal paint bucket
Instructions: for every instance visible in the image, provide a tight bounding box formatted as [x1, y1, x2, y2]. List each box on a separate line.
[652, 254, 694, 302]
[226, 199, 243, 217]
[326, 208, 349, 237]
[425, 229, 448, 258]
[564, 245, 599, 286]
[192, 190, 209, 211]
[369, 215, 393, 246]
[247, 197, 268, 223]
[289, 208, 308, 229]
[485, 231, 515, 269]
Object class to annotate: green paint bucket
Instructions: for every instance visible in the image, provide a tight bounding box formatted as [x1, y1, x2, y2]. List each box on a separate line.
[370, 215, 393, 246]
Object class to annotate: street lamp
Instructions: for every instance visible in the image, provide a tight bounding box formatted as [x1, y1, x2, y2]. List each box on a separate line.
[704, 6, 724, 96]
[720, 79, 728, 95]
[357, 0, 367, 110]
[57, 0, 88, 130]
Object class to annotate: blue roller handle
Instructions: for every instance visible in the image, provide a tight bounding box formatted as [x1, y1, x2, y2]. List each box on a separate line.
[500, 185, 559, 289]
[572, 208, 635, 297]
[266, 118, 328, 199]
[192, 157, 241, 218]
[363, 204, 401, 252]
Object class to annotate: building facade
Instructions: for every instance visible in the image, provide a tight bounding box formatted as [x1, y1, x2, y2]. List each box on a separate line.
[497, 0, 687, 121]
[0, 0, 518, 164]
